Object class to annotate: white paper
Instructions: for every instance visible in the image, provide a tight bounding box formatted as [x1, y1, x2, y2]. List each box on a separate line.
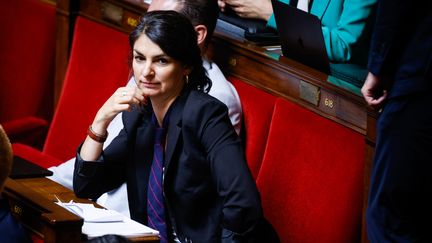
[56, 201, 124, 222]
[83, 217, 159, 239]
[55, 200, 159, 238]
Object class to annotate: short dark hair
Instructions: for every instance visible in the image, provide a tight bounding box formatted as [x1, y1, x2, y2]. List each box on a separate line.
[129, 10, 211, 93]
[177, 0, 219, 46]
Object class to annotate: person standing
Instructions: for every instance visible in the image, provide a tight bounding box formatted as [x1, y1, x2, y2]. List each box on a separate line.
[361, 0, 432, 241]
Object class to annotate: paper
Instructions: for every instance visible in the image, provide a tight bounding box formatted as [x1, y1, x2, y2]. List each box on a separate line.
[56, 200, 124, 222]
[55, 199, 159, 238]
[83, 217, 159, 239]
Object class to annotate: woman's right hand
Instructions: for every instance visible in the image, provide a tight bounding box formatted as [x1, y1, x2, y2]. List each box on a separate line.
[91, 87, 147, 133]
[80, 87, 146, 161]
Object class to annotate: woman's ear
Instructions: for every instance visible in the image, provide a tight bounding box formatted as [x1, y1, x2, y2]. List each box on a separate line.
[194, 24, 208, 47]
[183, 67, 193, 77]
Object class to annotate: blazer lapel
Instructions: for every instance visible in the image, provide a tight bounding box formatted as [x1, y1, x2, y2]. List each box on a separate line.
[133, 111, 154, 206]
[164, 90, 189, 172]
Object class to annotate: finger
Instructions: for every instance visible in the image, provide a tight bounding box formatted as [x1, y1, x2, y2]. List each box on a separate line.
[131, 97, 143, 107]
[230, 6, 243, 16]
[367, 93, 388, 109]
[372, 91, 387, 106]
[134, 88, 146, 102]
[231, 6, 250, 17]
[225, 0, 240, 4]
[364, 96, 376, 106]
[116, 87, 140, 103]
[218, 0, 226, 9]
[114, 103, 131, 112]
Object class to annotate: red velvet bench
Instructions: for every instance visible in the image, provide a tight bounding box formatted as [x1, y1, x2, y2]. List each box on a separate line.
[230, 77, 365, 243]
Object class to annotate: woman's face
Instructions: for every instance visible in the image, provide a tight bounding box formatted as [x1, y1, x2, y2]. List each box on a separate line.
[132, 34, 189, 102]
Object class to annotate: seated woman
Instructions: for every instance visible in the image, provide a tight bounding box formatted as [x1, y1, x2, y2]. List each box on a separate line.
[219, 0, 377, 86]
[219, 0, 376, 64]
[73, 11, 264, 242]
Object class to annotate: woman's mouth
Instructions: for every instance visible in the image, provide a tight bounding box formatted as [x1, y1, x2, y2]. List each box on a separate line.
[140, 81, 160, 89]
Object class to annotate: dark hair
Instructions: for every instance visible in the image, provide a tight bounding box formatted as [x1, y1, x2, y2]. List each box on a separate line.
[176, 0, 219, 46]
[129, 10, 211, 93]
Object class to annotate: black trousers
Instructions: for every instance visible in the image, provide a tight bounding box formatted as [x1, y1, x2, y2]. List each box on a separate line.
[366, 93, 432, 243]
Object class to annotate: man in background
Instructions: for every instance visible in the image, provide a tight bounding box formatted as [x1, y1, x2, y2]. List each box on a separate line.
[361, 0, 432, 241]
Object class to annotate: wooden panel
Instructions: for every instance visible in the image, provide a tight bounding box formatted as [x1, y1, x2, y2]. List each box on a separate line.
[3, 178, 83, 243]
[210, 34, 367, 134]
[3, 178, 160, 243]
[79, 0, 146, 34]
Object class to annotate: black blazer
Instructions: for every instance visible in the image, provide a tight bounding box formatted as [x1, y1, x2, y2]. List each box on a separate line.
[74, 89, 263, 242]
[367, 0, 432, 98]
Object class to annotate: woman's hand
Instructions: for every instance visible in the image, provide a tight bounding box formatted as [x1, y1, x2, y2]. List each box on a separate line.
[80, 87, 146, 161]
[218, 0, 273, 21]
[92, 87, 147, 132]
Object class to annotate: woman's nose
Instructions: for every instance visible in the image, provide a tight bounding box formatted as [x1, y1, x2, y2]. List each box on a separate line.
[142, 63, 154, 78]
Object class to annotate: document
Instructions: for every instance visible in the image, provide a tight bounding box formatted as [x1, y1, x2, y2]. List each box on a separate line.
[56, 199, 159, 238]
[83, 217, 159, 239]
[56, 200, 124, 222]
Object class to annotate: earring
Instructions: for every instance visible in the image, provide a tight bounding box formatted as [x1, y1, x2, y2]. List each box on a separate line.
[185, 75, 189, 84]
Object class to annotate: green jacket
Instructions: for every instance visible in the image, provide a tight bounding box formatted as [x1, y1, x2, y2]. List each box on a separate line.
[268, 0, 376, 65]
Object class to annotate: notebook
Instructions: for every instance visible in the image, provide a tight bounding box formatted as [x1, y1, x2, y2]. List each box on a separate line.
[271, 0, 330, 73]
[10, 156, 53, 179]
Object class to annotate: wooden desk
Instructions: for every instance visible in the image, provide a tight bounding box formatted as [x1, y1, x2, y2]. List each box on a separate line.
[3, 177, 159, 243]
[3, 178, 83, 243]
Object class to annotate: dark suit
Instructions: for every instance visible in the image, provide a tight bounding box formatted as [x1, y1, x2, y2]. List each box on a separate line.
[366, 0, 432, 242]
[74, 89, 263, 242]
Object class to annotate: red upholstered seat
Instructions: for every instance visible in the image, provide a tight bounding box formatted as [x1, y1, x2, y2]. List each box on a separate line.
[230, 78, 276, 179]
[13, 17, 131, 167]
[0, 0, 56, 147]
[257, 98, 364, 243]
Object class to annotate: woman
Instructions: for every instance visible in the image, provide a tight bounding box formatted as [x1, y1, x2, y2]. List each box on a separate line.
[218, 0, 376, 64]
[73, 11, 263, 242]
[219, 0, 377, 87]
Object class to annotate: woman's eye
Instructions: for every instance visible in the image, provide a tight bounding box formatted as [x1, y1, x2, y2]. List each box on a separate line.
[134, 56, 145, 62]
[158, 58, 168, 64]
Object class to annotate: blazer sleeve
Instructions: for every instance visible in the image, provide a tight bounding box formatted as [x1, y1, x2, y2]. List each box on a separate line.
[321, 0, 376, 62]
[367, 0, 416, 77]
[190, 96, 263, 235]
[73, 128, 129, 200]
